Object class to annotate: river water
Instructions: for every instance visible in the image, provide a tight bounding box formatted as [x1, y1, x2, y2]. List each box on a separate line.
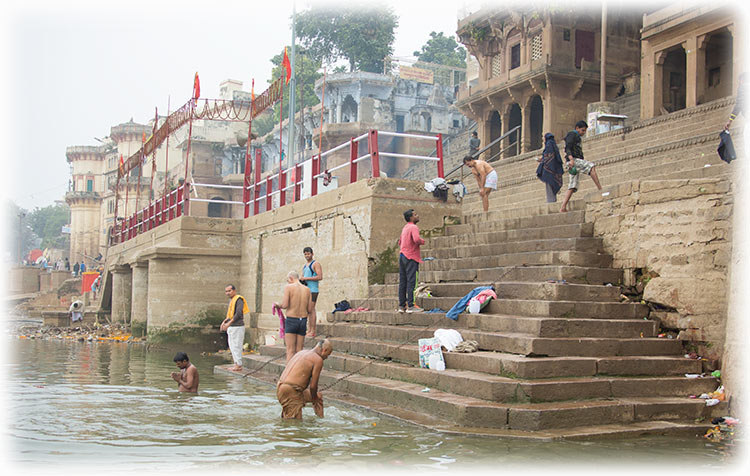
[4, 329, 743, 473]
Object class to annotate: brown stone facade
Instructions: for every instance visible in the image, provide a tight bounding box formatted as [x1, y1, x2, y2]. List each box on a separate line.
[640, 4, 743, 120]
[456, 6, 641, 157]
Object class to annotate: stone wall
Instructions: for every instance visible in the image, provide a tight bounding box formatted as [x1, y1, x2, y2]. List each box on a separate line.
[584, 177, 732, 360]
[104, 179, 460, 346]
[238, 178, 461, 345]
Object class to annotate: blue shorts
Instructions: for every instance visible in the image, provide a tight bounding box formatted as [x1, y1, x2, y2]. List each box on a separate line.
[284, 317, 307, 336]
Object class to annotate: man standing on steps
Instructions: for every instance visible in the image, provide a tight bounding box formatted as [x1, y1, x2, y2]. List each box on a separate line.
[398, 209, 425, 314]
[276, 339, 332, 419]
[221, 284, 248, 372]
[463, 155, 497, 213]
[300, 246, 323, 338]
[277, 271, 314, 362]
[559, 120, 604, 213]
[469, 131, 481, 156]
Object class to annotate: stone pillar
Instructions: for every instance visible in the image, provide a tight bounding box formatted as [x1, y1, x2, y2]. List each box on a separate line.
[685, 36, 707, 108]
[336, 101, 342, 123]
[130, 262, 149, 337]
[652, 50, 667, 117]
[111, 265, 132, 325]
[501, 108, 511, 159]
[521, 101, 531, 153]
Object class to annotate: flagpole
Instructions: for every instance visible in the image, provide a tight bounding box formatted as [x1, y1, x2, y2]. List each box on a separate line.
[279, 55, 285, 172]
[288, 1, 297, 166]
[164, 95, 170, 200]
[135, 132, 144, 225]
[150, 107, 158, 201]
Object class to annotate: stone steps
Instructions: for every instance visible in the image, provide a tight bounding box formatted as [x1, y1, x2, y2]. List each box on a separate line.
[421, 250, 613, 271]
[320, 337, 701, 377]
[370, 280, 619, 302]
[415, 265, 623, 286]
[445, 210, 587, 235]
[253, 346, 717, 404]
[426, 222, 595, 250]
[330, 310, 655, 338]
[316, 322, 681, 357]
[423, 237, 604, 259]
[238, 353, 721, 431]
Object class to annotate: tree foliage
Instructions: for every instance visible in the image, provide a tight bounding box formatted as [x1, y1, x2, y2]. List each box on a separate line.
[28, 203, 70, 250]
[4, 200, 40, 263]
[413, 31, 467, 68]
[267, 46, 323, 125]
[295, 5, 398, 73]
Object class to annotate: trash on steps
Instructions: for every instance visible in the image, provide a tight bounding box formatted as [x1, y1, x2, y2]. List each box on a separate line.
[418, 337, 445, 370]
[452, 340, 479, 353]
[434, 329, 463, 351]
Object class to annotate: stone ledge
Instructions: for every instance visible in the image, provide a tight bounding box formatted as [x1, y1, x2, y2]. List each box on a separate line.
[136, 246, 242, 261]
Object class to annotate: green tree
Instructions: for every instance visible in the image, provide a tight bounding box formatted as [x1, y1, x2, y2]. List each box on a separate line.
[413, 31, 467, 68]
[28, 203, 70, 250]
[4, 200, 40, 263]
[267, 46, 323, 124]
[295, 5, 398, 73]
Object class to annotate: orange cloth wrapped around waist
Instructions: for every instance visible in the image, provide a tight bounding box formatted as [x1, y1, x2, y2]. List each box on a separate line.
[276, 382, 305, 419]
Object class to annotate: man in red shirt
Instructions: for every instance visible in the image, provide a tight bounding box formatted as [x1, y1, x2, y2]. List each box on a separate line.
[398, 209, 425, 313]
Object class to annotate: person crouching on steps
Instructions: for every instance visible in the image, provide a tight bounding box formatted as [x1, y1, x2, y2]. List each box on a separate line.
[398, 209, 425, 313]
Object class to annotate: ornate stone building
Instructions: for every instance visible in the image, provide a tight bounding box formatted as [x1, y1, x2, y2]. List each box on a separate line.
[455, 6, 642, 157]
[640, 3, 743, 119]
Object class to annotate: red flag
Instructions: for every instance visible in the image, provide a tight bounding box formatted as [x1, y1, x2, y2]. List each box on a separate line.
[251, 78, 255, 102]
[119, 154, 124, 176]
[193, 72, 200, 100]
[282, 48, 291, 84]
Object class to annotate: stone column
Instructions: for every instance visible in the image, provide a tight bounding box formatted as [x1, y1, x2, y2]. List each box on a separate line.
[130, 262, 149, 337]
[501, 108, 511, 159]
[521, 100, 532, 153]
[652, 50, 667, 117]
[111, 265, 132, 325]
[685, 36, 707, 108]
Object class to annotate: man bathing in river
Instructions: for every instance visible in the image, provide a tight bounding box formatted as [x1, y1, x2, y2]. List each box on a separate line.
[276, 339, 332, 419]
[171, 352, 199, 393]
[277, 271, 314, 362]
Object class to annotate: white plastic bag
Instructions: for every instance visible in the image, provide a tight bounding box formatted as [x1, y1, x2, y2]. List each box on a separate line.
[434, 329, 463, 352]
[418, 337, 445, 370]
[468, 298, 481, 314]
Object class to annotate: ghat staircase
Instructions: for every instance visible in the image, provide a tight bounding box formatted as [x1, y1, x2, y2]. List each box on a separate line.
[231, 97, 735, 439]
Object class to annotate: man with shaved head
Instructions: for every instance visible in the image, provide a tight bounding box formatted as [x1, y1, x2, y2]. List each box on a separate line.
[276, 339, 333, 419]
[277, 270, 314, 362]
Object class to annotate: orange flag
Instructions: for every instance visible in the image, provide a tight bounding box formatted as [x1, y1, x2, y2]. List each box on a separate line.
[251, 78, 255, 102]
[193, 72, 201, 100]
[119, 154, 124, 176]
[282, 48, 291, 84]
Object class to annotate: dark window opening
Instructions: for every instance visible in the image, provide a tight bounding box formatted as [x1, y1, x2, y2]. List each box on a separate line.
[575, 30, 595, 69]
[396, 115, 405, 133]
[453, 119, 460, 128]
[510, 44, 521, 69]
[563, 29, 571, 41]
[86, 180, 93, 192]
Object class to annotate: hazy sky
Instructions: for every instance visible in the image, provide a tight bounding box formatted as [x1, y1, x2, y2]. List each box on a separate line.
[1, 0, 470, 211]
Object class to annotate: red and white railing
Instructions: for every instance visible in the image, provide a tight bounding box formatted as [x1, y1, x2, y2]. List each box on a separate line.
[110, 129, 443, 245]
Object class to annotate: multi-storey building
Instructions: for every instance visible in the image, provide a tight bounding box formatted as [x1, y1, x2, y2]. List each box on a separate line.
[455, 6, 642, 157]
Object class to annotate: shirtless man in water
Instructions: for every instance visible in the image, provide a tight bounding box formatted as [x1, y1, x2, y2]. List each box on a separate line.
[171, 351, 199, 393]
[276, 339, 332, 419]
[463, 155, 498, 212]
[277, 271, 314, 362]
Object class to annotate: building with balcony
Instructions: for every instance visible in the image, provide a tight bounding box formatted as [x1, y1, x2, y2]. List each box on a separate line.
[455, 6, 642, 157]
